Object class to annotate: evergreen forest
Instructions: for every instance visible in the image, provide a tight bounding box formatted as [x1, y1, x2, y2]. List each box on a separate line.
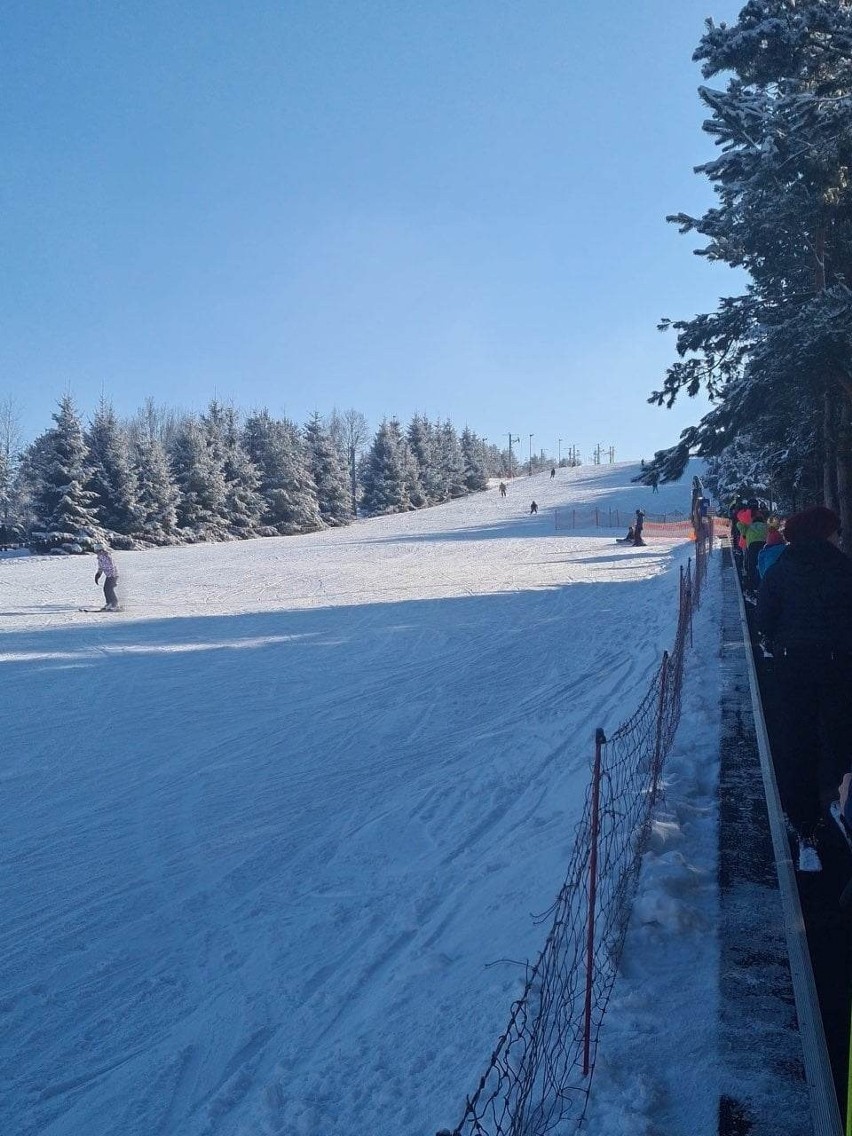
[640, 0, 852, 540]
[0, 396, 563, 553]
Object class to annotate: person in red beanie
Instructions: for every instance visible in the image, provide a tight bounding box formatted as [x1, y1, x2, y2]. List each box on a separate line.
[756, 506, 852, 871]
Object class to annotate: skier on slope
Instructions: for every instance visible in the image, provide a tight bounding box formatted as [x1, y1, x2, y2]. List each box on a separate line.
[94, 543, 120, 611]
[632, 509, 645, 546]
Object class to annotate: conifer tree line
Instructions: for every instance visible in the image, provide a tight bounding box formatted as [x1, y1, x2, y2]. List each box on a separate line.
[638, 1, 852, 538]
[0, 394, 517, 551]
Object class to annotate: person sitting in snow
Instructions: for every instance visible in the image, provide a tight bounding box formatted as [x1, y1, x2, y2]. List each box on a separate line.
[94, 543, 120, 611]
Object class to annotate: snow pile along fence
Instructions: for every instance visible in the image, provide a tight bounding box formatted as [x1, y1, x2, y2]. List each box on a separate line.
[440, 533, 710, 1136]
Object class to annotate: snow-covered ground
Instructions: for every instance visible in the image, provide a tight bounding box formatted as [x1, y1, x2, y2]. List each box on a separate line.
[0, 461, 719, 1136]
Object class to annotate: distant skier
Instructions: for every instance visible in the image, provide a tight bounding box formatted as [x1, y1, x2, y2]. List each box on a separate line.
[632, 509, 645, 546]
[530, 501, 538, 515]
[94, 543, 120, 611]
[550, 467, 556, 479]
[650, 471, 660, 493]
[498, 482, 507, 497]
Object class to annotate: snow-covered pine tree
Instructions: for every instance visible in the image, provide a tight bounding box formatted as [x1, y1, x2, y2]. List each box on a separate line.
[85, 400, 143, 539]
[243, 410, 323, 535]
[169, 416, 230, 539]
[217, 404, 264, 537]
[645, 0, 852, 534]
[406, 414, 439, 506]
[29, 394, 102, 550]
[359, 418, 423, 515]
[328, 407, 369, 517]
[436, 419, 467, 500]
[460, 426, 489, 492]
[130, 425, 180, 544]
[304, 412, 353, 526]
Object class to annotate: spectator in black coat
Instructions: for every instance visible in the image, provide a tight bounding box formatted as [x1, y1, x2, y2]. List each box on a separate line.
[756, 505, 852, 871]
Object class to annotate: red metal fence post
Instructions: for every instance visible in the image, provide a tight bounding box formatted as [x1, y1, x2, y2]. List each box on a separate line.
[583, 727, 606, 1076]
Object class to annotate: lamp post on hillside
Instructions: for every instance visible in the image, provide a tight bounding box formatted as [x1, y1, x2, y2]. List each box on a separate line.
[529, 434, 534, 476]
[508, 433, 519, 479]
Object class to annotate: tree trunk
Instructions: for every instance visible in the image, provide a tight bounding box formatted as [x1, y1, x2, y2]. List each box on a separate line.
[349, 446, 357, 517]
[823, 388, 839, 512]
[837, 398, 852, 556]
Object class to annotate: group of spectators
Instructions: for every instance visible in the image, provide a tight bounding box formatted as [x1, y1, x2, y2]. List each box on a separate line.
[730, 498, 852, 873]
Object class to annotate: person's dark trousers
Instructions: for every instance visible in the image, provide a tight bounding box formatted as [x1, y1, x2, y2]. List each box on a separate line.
[103, 575, 119, 608]
[772, 650, 852, 836]
[745, 541, 765, 591]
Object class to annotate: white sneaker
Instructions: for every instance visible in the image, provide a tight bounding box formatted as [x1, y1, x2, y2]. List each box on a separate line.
[797, 838, 822, 873]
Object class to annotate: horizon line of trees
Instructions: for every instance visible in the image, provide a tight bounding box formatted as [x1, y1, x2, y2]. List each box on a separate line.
[634, 2, 852, 538]
[0, 395, 568, 553]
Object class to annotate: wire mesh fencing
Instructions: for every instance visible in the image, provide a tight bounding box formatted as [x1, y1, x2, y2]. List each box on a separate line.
[439, 534, 709, 1136]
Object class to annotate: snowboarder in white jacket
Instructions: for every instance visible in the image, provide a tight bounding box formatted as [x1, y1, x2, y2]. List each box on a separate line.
[94, 544, 120, 611]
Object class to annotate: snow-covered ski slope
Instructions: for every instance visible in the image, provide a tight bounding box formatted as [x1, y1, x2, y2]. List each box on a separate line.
[1, 461, 701, 1136]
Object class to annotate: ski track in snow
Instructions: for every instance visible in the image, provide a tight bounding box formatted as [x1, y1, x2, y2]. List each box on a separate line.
[0, 462, 699, 1136]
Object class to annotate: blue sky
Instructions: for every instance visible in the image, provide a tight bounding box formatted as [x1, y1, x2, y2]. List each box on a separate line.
[3, 0, 743, 461]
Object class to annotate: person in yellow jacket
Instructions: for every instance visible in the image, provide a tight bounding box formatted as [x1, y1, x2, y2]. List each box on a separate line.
[738, 508, 768, 596]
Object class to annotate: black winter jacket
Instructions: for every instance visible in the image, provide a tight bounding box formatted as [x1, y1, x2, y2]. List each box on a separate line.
[756, 540, 852, 653]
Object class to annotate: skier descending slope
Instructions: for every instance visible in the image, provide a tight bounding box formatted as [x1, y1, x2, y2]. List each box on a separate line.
[93, 543, 121, 611]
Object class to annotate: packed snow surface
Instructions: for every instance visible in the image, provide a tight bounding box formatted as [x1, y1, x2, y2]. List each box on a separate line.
[0, 462, 716, 1136]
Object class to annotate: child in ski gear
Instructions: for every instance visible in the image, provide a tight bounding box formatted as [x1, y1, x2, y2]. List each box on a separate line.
[550, 467, 556, 478]
[94, 544, 120, 611]
[498, 482, 507, 497]
[530, 501, 538, 514]
[757, 526, 786, 580]
[756, 506, 852, 871]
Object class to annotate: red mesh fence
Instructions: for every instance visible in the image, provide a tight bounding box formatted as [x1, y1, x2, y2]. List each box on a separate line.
[552, 506, 690, 532]
[439, 534, 710, 1136]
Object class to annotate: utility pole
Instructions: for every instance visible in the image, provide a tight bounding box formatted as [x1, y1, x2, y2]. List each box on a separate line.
[528, 433, 534, 476]
[608, 446, 615, 464]
[593, 443, 602, 465]
[558, 438, 562, 464]
[508, 433, 519, 479]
